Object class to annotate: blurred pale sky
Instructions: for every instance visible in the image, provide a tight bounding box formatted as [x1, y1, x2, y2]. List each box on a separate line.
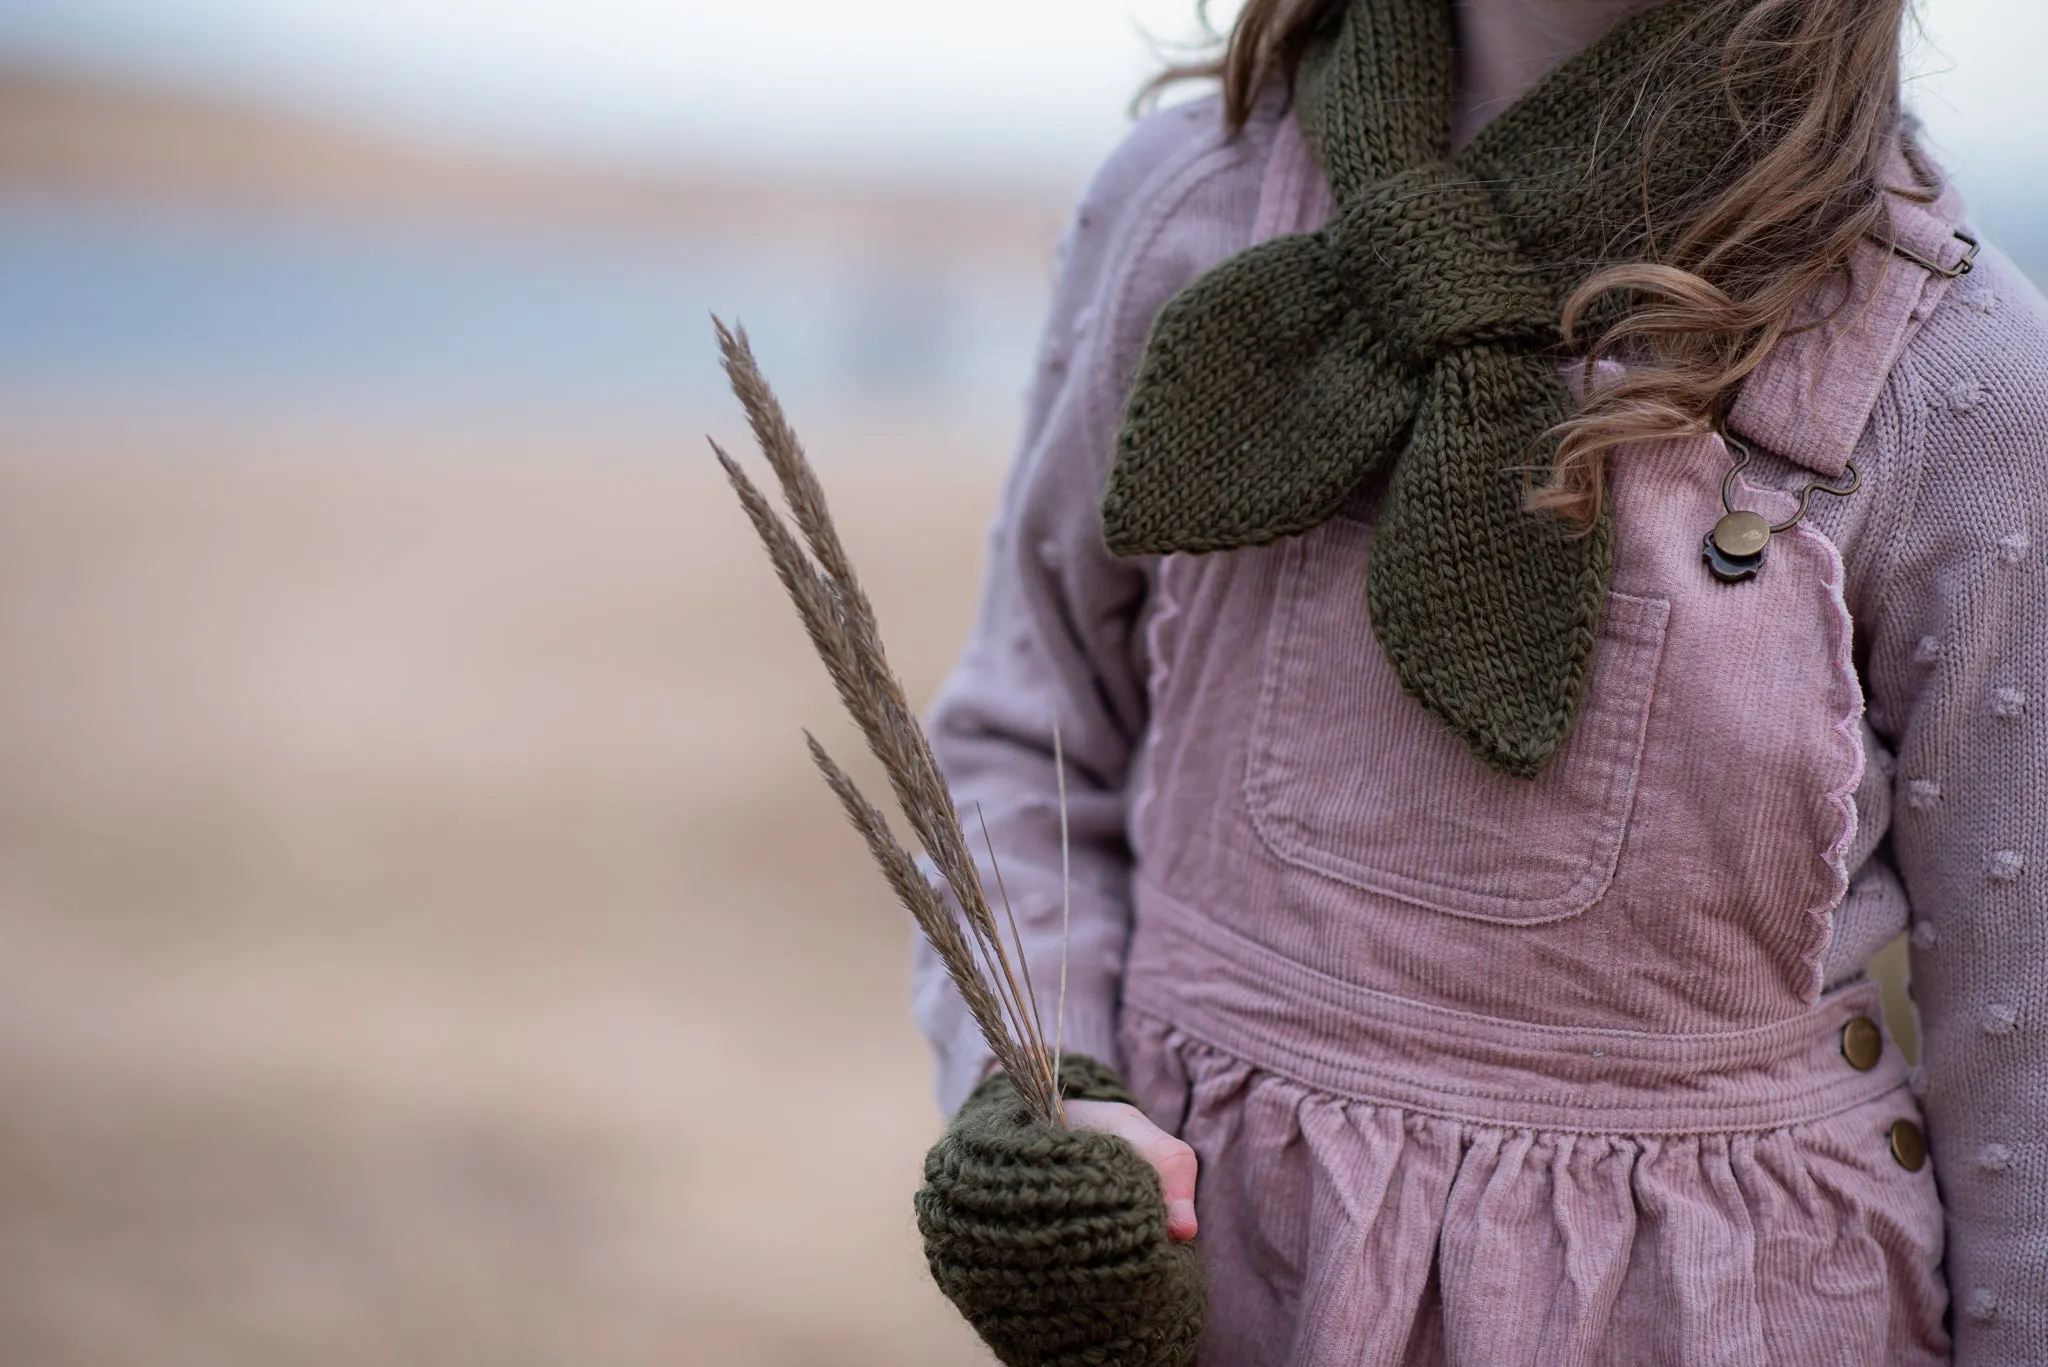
[0, 0, 2039, 187]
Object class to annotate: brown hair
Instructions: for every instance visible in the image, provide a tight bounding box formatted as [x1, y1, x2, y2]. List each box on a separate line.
[1150, 0, 1921, 528]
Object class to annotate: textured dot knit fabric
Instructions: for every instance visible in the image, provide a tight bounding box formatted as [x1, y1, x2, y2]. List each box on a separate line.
[911, 91, 2048, 1363]
[916, 1054, 1205, 1367]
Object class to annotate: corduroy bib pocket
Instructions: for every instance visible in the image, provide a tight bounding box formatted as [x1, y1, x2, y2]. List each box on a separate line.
[1242, 513, 1669, 925]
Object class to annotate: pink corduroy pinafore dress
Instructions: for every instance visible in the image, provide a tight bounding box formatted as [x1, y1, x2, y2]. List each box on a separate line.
[1111, 118, 1962, 1365]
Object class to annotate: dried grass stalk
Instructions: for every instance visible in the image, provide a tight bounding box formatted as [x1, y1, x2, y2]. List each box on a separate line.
[709, 317, 1064, 1126]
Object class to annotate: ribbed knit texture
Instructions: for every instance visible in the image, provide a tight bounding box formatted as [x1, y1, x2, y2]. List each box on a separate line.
[915, 1055, 1206, 1367]
[1104, 0, 1753, 777]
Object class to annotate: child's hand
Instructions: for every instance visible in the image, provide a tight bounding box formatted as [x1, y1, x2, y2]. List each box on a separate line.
[1067, 1099, 1200, 1242]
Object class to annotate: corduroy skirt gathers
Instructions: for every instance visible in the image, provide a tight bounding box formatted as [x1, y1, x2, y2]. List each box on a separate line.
[1119, 892, 1947, 1366]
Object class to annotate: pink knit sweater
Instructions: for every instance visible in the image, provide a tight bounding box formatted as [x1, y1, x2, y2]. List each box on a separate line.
[913, 93, 2048, 1362]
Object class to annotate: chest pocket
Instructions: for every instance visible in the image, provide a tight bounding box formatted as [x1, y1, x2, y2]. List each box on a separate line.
[1242, 514, 1670, 925]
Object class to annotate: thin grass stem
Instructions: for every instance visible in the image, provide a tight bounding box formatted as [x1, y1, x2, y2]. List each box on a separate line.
[711, 315, 1063, 1127]
[975, 803, 1053, 1098]
[1052, 718, 1072, 1120]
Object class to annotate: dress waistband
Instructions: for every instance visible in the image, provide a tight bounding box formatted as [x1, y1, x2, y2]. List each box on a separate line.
[1122, 879, 1910, 1135]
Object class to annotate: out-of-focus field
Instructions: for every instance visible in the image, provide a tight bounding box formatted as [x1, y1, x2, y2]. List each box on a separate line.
[0, 405, 1002, 1366]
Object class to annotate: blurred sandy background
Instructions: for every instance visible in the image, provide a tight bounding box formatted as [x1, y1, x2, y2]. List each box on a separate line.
[0, 62, 1035, 1367]
[0, 1, 2039, 1363]
[0, 421, 1005, 1366]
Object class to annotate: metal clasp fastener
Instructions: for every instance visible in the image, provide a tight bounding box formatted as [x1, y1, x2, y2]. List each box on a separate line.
[1886, 228, 1981, 280]
[1703, 435, 1862, 584]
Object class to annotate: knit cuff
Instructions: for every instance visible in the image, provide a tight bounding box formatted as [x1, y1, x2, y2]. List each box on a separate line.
[961, 1052, 1138, 1118]
[919, 1052, 1207, 1367]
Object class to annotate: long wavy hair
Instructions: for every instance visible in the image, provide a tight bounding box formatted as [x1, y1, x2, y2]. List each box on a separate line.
[1151, 0, 1923, 529]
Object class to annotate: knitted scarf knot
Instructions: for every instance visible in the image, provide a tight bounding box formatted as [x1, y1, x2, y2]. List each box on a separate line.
[1103, 0, 1767, 777]
[1332, 165, 1555, 357]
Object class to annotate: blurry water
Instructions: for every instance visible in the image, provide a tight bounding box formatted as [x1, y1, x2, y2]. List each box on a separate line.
[0, 196, 1050, 425]
[6, 187, 2039, 432]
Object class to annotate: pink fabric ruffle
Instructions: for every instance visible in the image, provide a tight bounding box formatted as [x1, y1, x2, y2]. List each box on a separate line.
[1121, 1012, 1949, 1367]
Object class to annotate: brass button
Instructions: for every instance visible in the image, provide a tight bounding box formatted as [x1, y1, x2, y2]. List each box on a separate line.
[1711, 510, 1772, 558]
[1890, 1119, 1928, 1173]
[1841, 1016, 1884, 1071]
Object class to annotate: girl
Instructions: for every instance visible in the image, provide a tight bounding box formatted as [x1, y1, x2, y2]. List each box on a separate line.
[913, 0, 2046, 1360]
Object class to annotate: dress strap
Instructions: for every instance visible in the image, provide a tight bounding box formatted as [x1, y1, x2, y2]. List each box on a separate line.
[1726, 143, 1975, 478]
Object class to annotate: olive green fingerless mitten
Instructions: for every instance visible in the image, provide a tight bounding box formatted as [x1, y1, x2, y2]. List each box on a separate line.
[914, 1055, 1206, 1367]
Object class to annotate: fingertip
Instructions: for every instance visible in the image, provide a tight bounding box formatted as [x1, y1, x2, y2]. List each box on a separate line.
[1166, 1200, 1199, 1242]
[1150, 1137, 1199, 1203]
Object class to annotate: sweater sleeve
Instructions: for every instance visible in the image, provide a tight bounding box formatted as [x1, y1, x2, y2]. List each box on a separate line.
[911, 95, 1273, 1114]
[1863, 242, 2048, 1363]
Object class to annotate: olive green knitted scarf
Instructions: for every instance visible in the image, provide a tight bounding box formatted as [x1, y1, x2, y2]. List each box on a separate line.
[1104, 0, 1760, 777]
